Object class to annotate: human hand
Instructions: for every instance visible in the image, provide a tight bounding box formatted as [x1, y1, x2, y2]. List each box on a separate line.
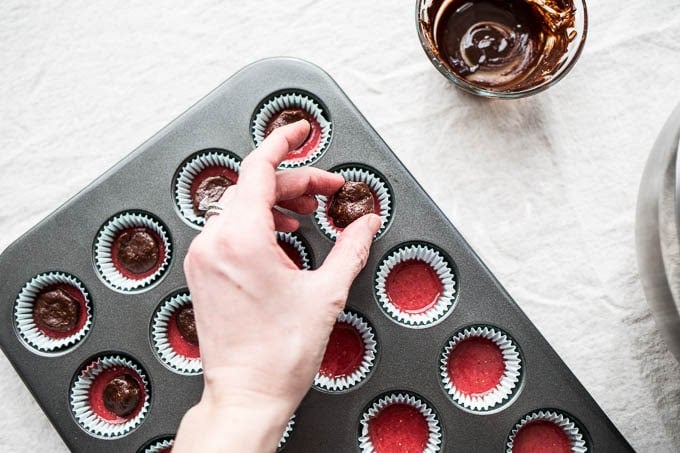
[174, 120, 381, 452]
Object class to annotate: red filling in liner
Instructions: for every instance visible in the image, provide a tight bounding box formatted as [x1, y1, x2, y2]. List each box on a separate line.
[368, 403, 429, 453]
[319, 322, 365, 378]
[111, 227, 165, 280]
[167, 309, 200, 359]
[87, 366, 146, 423]
[278, 239, 305, 269]
[33, 284, 88, 339]
[385, 260, 442, 313]
[512, 420, 572, 453]
[448, 337, 505, 395]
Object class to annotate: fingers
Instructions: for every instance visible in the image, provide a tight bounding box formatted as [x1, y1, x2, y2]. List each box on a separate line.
[273, 208, 300, 232]
[237, 120, 311, 207]
[315, 214, 381, 296]
[275, 167, 345, 201]
[277, 195, 317, 215]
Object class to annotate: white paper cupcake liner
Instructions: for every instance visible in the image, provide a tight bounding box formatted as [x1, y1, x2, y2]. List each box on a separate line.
[314, 311, 377, 392]
[70, 355, 150, 439]
[314, 167, 392, 241]
[142, 438, 174, 453]
[174, 151, 241, 227]
[252, 92, 332, 168]
[151, 292, 202, 375]
[14, 272, 92, 353]
[94, 212, 172, 292]
[277, 414, 295, 451]
[506, 410, 588, 453]
[375, 243, 456, 327]
[358, 392, 442, 453]
[440, 325, 521, 412]
[277, 232, 312, 270]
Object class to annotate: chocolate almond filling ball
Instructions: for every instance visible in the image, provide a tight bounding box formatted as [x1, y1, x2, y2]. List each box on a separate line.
[192, 175, 233, 215]
[263, 108, 314, 138]
[328, 181, 375, 228]
[113, 228, 160, 274]
[103, 374, 141, 418]
[176, 305, 199, 345]
[32, 288, 80, 332]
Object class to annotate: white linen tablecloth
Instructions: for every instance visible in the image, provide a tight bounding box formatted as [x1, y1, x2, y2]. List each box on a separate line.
[1, 1, 679, 451]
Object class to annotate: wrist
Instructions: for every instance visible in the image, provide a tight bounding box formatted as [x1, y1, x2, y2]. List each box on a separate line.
[174, 367, 297, 453]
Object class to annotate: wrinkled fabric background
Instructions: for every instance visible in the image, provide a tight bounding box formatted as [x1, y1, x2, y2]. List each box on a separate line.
[1, 1, 679, 451]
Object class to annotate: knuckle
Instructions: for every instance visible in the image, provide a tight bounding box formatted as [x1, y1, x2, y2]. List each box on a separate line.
[341, 236, 370, 270]
[184, 235, 213, 273]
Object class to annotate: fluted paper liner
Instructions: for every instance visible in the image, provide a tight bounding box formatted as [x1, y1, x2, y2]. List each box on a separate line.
[70, 355, 150, 438]
[440, 325, 521, 412]
[14, 272, 92, 353]
[277, 414, 295, 451]
[94, 212, 171, 292]
[174, 151, 241, 227]
[277, 232, 312, 270]
[375, 243, 456, 327]
[314, 311, 377, 392]
[143, 438, 174, 453]
[315, 167, 391, 241]
[358, 392, 442, 453]
[151, 292, 202, 375]
[252, 92, 332, 168]
[506, 410, 588, 453]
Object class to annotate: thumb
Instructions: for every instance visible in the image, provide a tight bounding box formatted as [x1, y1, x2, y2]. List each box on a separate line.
[316, 214, 382, 296]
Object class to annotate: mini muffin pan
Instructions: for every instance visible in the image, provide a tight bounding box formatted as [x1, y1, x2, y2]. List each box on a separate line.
[0, 58, 633, 451]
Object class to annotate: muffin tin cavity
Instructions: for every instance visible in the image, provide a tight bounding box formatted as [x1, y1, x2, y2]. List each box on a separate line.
[252, 91, 332, 168]
[70, 354, 150, 439]
[358, 392, 442, 453]
[314, 165, 392, 241]
[440, 325, 522, 413]
[277, 232, 313, 270]
[94, 211, 172, 293]
[374, 242, 456, 327]
[14, 272, 92, 354]
[313, 310, 377, 392]
[506, 410, 589, 453]
[173, 149, 241, 228]
[151, 290, 202, 375]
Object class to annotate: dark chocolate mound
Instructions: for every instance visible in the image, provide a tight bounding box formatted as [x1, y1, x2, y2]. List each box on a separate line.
[192, 175, 233, 215]
[328, 181, 375, 228]
[103, 374, 142, 418]
[263, 108, 314, 138]
[33, 288, 80, 332]
[113, 228, 160, 274]
[176, 305, 199, 345]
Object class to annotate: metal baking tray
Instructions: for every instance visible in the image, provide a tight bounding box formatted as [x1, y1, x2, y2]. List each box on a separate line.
[0, 57, 633, 452]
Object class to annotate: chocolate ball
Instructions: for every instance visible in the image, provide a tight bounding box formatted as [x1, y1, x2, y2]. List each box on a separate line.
[328, 181, 375, 228]
[264, 108, 314, 138]
[176, 305, 198, 345]
[192, 175, 233, 214]
[103, 374, 141, 418]
[113, 228, 159, 274]
[32, 288, 80, 332]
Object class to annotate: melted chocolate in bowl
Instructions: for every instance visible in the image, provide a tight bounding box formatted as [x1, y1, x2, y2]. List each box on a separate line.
[419, 0, 583, 94]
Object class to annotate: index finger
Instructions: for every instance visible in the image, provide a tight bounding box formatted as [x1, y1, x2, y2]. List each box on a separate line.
[237, 120, 311, 207]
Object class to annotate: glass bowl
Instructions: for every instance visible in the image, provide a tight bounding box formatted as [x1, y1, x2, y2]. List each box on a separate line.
[416, 0, 588, 99]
